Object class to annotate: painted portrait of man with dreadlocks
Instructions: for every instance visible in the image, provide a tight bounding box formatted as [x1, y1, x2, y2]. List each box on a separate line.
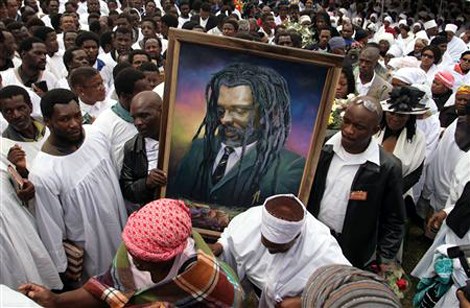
[167, 63, 305, 208]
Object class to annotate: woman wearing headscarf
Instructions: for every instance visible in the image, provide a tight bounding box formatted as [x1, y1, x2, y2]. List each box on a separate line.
[432, 70, 455, 111]
[407, 38, 428, 60]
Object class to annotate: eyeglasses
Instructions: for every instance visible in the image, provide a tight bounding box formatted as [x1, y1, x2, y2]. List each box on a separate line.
[353, 99, 381, 118]
[422, 53, 434, 59]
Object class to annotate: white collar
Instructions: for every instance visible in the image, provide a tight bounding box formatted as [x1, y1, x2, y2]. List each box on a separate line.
[326, 132, 381, 166]
[220, 141, 257, 158]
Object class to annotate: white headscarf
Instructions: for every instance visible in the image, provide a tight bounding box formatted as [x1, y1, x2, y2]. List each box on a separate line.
[392, 67, 428, 85]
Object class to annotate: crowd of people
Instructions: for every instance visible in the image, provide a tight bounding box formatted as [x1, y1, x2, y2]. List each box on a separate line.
[1, 0, 470, 306]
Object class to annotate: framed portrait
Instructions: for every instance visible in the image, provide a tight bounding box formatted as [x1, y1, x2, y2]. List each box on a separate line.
[159, 29, 343, 234]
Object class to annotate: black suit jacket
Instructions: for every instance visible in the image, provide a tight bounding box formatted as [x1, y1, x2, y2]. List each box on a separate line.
[307, 144, 406, 268]
[190, 15, 218, 31]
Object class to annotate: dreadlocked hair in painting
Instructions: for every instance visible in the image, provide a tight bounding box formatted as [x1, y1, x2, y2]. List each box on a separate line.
[192, 63, 292, 203]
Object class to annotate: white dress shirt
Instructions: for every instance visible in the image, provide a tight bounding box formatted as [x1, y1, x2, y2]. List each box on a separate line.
[356, 71, 376, 96]
[318, 133, 381, 233]
[212, 142, 257, 176]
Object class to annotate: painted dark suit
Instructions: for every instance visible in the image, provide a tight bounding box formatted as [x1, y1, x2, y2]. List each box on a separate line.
[168, 138, 305, 208]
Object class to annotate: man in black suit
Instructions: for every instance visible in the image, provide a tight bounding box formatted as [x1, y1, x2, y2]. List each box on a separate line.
[307, 96, 405, 272]
[190, 2, 217, 31]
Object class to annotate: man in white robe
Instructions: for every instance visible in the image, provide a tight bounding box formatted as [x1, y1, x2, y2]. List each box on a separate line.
[29, 89, 127, 279]
[212, 194, 349, 307]
[93, 68, 151, 171]
[445, 24, 469, 64]
[0, 152, 62, 290]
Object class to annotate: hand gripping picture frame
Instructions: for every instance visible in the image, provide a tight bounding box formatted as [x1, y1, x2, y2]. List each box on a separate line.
[159, 29, 343, 236]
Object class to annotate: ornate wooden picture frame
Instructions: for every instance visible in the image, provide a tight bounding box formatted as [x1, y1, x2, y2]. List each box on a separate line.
[159, 29, 343, 234]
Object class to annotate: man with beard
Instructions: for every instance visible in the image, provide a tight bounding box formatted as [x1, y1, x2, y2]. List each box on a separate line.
[353, 46, 392, 101]
[168, 63, 305, 208]
[1, 37, 57, 95]
[29, 89, 127, 281]
[33, 27, 66, 80]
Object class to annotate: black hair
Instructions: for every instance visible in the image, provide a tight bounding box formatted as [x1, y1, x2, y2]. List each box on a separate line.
[114, 68, 146, 97]
[63, 46, 83, 71]
[18, 37, 44, 54]
[32, 26, 55, 41]
[128, 49, 151, 64]
[68, 66, 99, 89]
[430, 35, 447, 46]
[113, 26, 133, 37]
[421, 45, 442, 64]
[99, 31, 113, 49]
[40, 89, 79, 119]
[341, 64, 356, 97]
[138, 61, 159, 72]
[200, 2, 211, 12]
[461, 50, 470, 59]
[75, 30, 99, 47]
[181, 20, 199, 30]
[112, 61, 132, 79]
[161, 14, 178, 28]
[0, 85, 32, 109]
[193, 63, 291, 201]
[141, 17, 157, 29]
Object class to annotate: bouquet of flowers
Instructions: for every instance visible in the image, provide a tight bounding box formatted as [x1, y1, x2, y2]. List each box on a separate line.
[284, 21, 314, 48]
[327, 93, 356, 130]
[370, 262, 411, 299]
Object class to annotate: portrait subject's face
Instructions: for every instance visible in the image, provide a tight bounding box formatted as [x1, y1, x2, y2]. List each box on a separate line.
[216, 85, 258, 147]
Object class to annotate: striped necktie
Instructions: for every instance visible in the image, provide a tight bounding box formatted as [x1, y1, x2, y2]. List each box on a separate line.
[212, 146, 234, 184]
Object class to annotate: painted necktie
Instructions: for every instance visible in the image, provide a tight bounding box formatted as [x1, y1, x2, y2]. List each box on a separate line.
[212, 146, 234, 184]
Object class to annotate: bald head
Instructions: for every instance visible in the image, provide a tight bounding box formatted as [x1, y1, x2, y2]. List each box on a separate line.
[265, 195, 304, 222]
[131, 90, 162, 109]
[130, 90, 163, 139]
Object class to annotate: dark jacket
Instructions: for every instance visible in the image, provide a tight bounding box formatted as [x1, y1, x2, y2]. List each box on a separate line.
[119, 134, 157, 205]
[190, 15, 218, 31]
[307, 144, 406, 268]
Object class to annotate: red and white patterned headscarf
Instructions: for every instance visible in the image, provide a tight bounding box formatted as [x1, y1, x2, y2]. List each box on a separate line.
[122, 199, 192, 262]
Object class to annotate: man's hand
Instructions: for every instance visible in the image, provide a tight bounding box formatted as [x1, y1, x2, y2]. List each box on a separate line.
[18, 283, 58, 308]
[427, 210, 447, 233]
[275, 297, 301, 308]
[145, 169, 167, 189]
[457, 289, 470, 308]
[8, 145, 27, 170]
[16, 179, 35, 202]
[209, 243, 223, 257]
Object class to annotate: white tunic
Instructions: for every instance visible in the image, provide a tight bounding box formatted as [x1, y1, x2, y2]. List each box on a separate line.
[92, 106, 137, 171]
[422, 120, 468, 212]
[447, 36, 469, 63]
[219, 206, 350, 307]
[29, 125, 128, 277]
[0, 155, 62, 290]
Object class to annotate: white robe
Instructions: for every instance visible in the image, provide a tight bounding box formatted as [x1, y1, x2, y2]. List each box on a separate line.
[447, 36, 469, 63]
[219, 206, 350, 307]
[422, 120, 468, 212]
[93, 106, 137, 171]
[0, 154, 62, 290]
[412, 153, 470, 307]
[29, 125, 128, 277]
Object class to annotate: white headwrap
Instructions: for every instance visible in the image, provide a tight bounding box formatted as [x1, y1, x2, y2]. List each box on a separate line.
[261, 194, 306, 244]
[392, 67, 428, 85]
[423, 20, 437, 30]
[445, 24, 458, 34]
[378, 32, 395, 46]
